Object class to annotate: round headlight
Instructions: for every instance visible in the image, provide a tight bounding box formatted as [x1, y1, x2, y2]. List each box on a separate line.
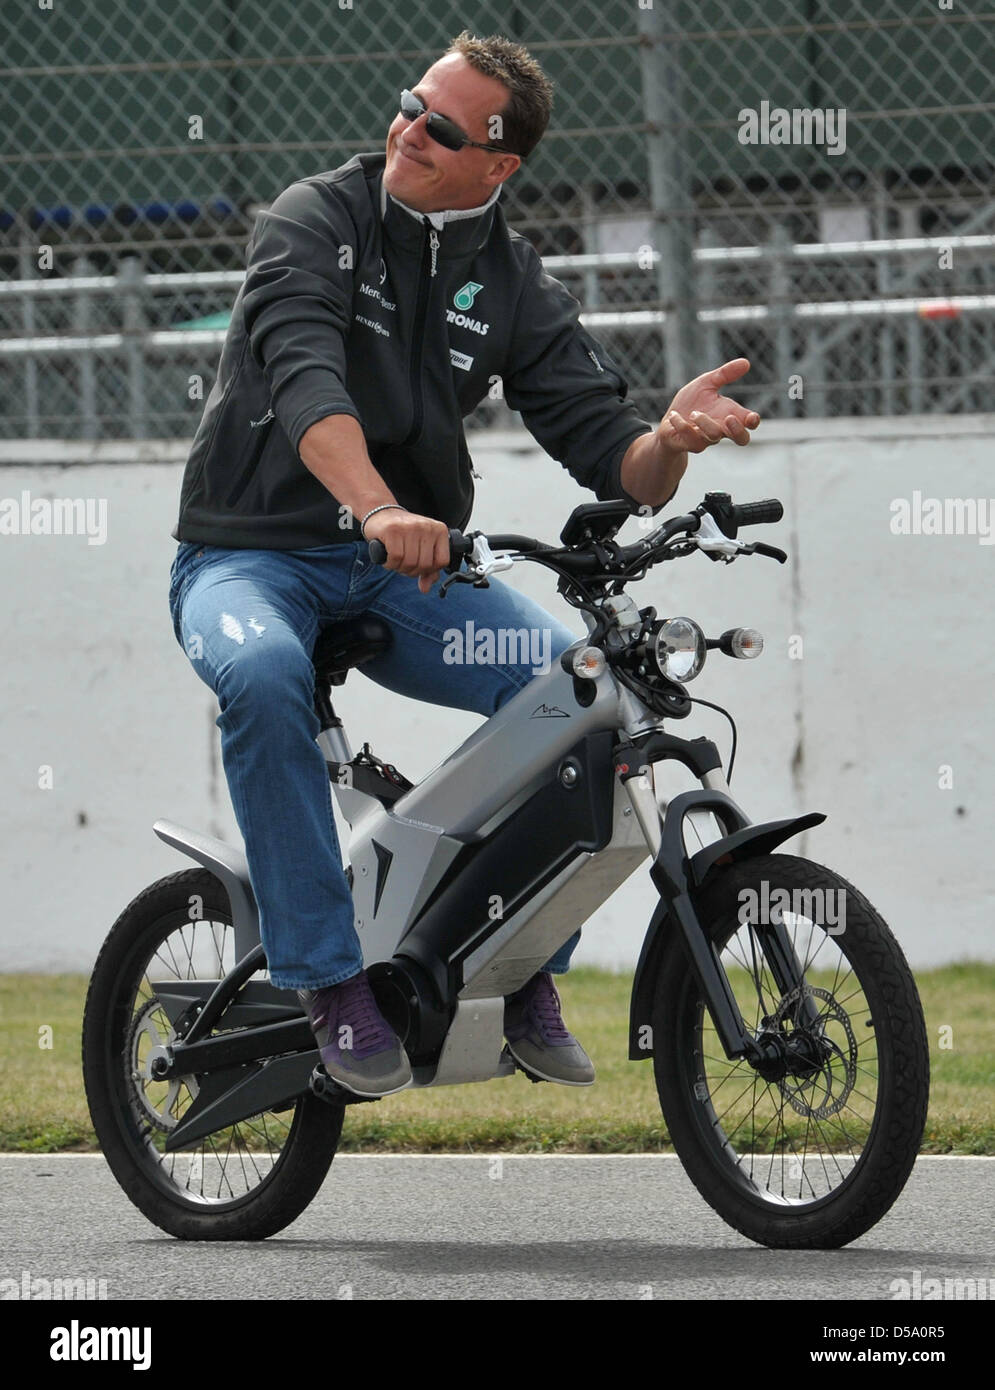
[653, 617, 706, 682]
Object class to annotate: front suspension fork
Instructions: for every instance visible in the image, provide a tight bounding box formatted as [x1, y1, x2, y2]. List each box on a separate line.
[622, 756, 823, 1063]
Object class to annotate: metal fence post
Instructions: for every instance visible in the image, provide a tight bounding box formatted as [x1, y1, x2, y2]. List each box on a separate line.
[637, 2, 699, 390]
[873, 175, 894, 418]
[772, 223, 793, 415]
[71, 256, 97, 441]
[907, 302, 924, 416]
[699, 227, 720, 369]
[579, 184, 601, 311]
[118, 256, 149, 439]
[18, 231, 41, 439]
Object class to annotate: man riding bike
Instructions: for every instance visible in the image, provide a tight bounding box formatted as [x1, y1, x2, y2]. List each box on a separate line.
[168, 30, 761, 1098]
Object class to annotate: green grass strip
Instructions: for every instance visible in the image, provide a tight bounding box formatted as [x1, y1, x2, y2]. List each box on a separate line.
[2, 965, 992, 1154]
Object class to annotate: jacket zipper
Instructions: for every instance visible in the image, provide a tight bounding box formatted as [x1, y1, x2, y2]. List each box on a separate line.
[403, 220, 439, 447]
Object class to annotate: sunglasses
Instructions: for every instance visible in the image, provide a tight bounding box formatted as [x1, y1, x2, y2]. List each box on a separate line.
[398, 89, 517, 157]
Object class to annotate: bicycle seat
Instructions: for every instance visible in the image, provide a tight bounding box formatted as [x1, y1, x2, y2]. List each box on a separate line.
[311, 616, 392, 687]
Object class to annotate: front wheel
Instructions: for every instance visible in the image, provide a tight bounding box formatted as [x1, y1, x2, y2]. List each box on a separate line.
[82, 867, 344, 1240]
[652, 853, 929, 1249]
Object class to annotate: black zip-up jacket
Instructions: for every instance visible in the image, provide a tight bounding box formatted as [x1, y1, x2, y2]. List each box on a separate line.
[172, 151, 655, 549]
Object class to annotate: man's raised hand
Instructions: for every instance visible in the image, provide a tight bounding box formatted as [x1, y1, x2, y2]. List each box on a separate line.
[658, 357, 761, 454]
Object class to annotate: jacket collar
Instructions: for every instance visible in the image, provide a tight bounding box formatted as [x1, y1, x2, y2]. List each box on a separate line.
[363, 152, 501, 259]
[380, 176, 502, 230]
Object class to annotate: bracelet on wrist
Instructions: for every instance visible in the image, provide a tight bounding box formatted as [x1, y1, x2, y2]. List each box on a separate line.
[359, 503, 405, 538]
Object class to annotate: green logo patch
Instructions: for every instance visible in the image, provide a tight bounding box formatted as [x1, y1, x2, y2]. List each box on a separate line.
[453, 281, 483, 311]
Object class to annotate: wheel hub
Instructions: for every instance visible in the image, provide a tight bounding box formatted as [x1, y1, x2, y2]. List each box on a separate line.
[751, 985, 859, 1118]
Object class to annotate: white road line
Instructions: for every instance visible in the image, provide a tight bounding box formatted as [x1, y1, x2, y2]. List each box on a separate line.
[1, 1152, 992, 1161]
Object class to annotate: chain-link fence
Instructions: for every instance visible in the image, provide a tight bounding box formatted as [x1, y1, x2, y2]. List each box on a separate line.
[2, 2, 993, 439]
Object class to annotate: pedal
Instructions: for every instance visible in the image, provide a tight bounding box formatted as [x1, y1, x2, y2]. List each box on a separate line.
[308, 1064, 382, 1106]
[501, 1045, 547, 1085]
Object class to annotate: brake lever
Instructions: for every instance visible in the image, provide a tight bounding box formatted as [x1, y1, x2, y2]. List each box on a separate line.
[742, 541, 788, 564]
[693, 513, 788, 564]
[438, 536, 515, 596]
[438, 570, 490, 598]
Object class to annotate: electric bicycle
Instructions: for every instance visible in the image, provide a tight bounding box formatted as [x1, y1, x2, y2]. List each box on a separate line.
[82, 491, 930, 1247]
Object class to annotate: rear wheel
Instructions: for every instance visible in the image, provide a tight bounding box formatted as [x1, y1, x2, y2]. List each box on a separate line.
[83, 868, 344, 1240]
[652, 853, 929, 1248]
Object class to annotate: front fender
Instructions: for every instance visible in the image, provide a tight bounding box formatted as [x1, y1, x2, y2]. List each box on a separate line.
[628, 796, 826, 1060]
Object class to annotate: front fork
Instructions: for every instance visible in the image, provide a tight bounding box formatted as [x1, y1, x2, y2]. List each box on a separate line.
[619, 737, 826, 1064]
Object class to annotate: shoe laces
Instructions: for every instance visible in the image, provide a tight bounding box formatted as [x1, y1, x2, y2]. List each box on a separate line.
[336, 971, 394, 1056]
[529, 973, 570, 1041]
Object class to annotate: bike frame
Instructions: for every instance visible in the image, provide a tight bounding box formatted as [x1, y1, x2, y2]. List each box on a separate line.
[148, 625, 825, 1151]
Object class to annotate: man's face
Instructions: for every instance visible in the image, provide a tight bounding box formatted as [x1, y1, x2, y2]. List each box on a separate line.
[383, 54, 520, 213]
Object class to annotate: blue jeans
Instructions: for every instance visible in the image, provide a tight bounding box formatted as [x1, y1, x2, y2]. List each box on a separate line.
[168, 540, 580, 990]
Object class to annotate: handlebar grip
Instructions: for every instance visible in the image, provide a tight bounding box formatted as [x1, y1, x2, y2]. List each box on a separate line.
[732, 499, 783, 528]
[367, 528, 473, 571]
[445, 528, 474, 571]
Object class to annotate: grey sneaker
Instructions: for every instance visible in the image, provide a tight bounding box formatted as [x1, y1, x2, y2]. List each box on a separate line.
[297, 970, 412, 1097]
[504, 972, 595, 1086]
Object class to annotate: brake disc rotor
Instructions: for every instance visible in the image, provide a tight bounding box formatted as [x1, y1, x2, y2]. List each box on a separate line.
[772, 984, 858, 1119]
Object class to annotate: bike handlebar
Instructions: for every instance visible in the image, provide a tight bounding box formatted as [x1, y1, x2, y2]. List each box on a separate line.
[366, 498, 783, 573]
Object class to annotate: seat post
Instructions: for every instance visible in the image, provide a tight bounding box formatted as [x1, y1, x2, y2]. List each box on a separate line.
[310, 615, 391, 768]
[314, 683, 352, 763]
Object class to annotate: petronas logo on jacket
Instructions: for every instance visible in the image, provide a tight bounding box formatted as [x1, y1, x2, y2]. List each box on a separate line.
[453, 281, 483, 311]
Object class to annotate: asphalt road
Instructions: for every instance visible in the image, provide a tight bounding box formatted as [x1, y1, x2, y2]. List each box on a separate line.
[2, 1153, 993, 1302]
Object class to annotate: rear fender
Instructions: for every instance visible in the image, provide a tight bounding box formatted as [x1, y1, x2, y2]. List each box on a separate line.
[153, 819, 261, 960]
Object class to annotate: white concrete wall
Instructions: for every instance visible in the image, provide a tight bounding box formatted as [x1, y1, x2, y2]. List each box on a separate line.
[1, 415, 992, 973]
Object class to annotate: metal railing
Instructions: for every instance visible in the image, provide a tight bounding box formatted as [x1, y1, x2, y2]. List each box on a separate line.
[4, 232, 995, 436]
